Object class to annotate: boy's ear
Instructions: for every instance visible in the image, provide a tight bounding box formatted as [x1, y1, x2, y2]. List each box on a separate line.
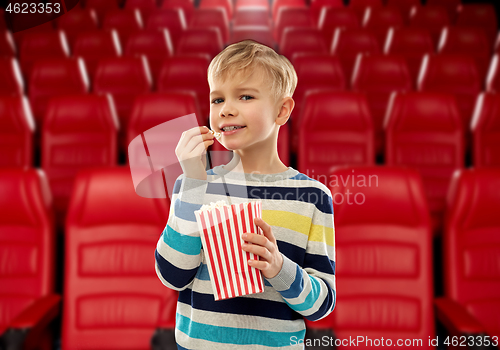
[276, 97, 294, 126]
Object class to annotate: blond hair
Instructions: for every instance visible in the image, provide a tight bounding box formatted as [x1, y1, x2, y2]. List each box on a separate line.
[208, 40, 298, 103]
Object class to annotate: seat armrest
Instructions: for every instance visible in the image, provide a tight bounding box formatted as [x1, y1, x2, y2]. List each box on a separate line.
[435, 297, 486, 336]
[1, 294, 61, 350]
[9, 294, 61, 330]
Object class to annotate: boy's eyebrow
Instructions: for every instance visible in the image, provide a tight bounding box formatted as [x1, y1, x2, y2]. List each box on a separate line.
[210, 87, 260, 96]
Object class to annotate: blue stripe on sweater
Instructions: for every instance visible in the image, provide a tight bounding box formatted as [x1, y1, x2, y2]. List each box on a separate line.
[285, 275, 322, 312]
[163, 224, 202, 256]
[196, 263, 273, 286]
[305, 289, 336, 322]
[173, 182, 333, 214]
[176, 313, 305, 347]
[279, 264, 304, 299]
[155, 249, 199, 289]
[304, 252, 336, 275]
[174, 199, 201, 222]
[179, 289, 303, 321]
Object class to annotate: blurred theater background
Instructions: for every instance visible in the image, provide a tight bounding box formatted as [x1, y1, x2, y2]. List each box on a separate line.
[0, 0, 499, 349]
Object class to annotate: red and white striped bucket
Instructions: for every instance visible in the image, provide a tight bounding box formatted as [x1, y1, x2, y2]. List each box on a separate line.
[194, 201, 265, 301]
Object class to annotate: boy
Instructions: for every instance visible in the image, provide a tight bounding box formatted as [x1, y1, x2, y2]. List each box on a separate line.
[155, 40, 336, 349]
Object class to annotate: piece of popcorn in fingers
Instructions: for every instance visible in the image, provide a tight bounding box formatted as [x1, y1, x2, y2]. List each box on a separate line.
[209, 129, 221, 139]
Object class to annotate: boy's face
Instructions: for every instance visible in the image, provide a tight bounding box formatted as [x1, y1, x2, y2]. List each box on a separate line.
[209, 66, 288, 152]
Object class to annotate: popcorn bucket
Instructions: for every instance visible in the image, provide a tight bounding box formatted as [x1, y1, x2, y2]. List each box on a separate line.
[194, 201, 265, 301]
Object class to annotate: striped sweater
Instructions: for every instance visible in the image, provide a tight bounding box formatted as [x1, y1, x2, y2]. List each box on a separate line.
[155, 165, 336, 350]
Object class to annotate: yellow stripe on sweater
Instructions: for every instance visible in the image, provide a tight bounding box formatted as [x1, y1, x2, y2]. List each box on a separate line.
[262, 210, 334, 248]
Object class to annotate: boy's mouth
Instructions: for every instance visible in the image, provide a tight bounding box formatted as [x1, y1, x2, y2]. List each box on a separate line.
[221, 126, 246, 135]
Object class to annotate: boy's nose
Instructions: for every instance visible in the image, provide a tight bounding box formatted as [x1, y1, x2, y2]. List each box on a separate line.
[220, 102, 237, 117]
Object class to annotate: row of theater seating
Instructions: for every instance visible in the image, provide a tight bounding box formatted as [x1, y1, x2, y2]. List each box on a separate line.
[1, 3, 499, 85]
[4, 24, 500, 97]
[2, 88, 500, 237]
[1, 165, 498, 348]
[2, 50, 500, 153]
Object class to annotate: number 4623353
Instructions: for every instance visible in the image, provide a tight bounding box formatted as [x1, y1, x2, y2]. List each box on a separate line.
[6, 3, 61, 14]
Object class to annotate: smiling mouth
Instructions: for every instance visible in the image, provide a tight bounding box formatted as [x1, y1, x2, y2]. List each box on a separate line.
[222, 126, 246, 132]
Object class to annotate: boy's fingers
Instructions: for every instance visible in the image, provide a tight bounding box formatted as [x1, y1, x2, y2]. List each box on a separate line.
[247, 260, 268, 271]
[179, 128, 214, 157]
[242, 243, 270, 260]
[177, 127, 206, 152]
[254, 217, 276, 243]
[242, 233, 275, 254]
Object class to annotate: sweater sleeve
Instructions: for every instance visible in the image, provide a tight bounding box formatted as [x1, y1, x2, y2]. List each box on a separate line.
[155, 174, 208, 291]
[266, 188, 336, 321]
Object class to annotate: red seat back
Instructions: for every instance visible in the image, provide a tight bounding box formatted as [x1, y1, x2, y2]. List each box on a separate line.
[331, 27, 380, 81]
[125, 29, 174, 81]
[125, 0, 158, 23]
[232, 7, 271, 27]
[199, 0, 233, 20]
[438, 26, 492, 81]
[73, 29, 122, 81]
[12, 22, 55, 50]
[348, 0, 383, 22]
[471, 92, 500, 168]
[84, 0, 121, 24]
[385, 0, 421, 22]
[236, 0, 269, 10]
[230, 26, 275, 50]
[274, 7, 314, 44]
[41, 94, 119, 227]
[444, 167, 500, 337]
[188, 8, 229, 44]
[0, 168, 54, 334]
[487, 54, 500, 95]
[157, 54, 211, 123]
[271, 0, 307, 21]
[298, 91, 374, 182]
[62, 167, 175, 349]
[126, 92, 203, 150]
[362, 6, 405, 47]
[176, 27, 224, 59]
[18, 30, 70, 80]
[417, 53, 481, 129]
[0, 30, 16, 57]
[56, 8, 98, 50]
[426, 0, 461, 22]
[328, 165, 434, 347]
[310, 0, 343, 27]
[102, 9, 144, 49]
[318, 7, 360, 48]
[145, 8, 187, 50]
[0, 57, 24, 96]
[28, 58, 89, 124]
[409, 5, 451, 47]
[0, 96, 34, 168]
[290, 53, 346, 152]
[279, 27, 327, 59]
[93, 56, 152, 130]
[161, 0, 194, 24]
[384, 27, 435, 86]
[291, 53, 346, 112]
[456, 4, 498, 46]
[385, 92, 464, 235]
[351, 54, 412, 154]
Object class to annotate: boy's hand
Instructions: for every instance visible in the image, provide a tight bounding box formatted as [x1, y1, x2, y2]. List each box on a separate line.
[241, 217, 283, 279]
[175, 126, 215, 180]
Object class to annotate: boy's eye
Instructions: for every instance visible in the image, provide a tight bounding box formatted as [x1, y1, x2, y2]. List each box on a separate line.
[212, 95, 253, 104]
